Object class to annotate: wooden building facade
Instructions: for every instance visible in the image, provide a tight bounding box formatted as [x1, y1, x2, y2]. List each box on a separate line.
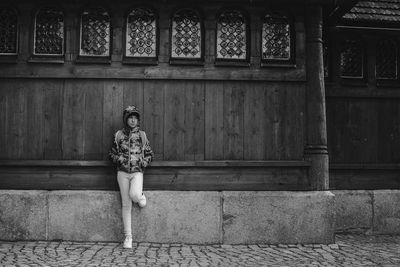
[2, 0, 393, 192]
[326, 0, 400, 190]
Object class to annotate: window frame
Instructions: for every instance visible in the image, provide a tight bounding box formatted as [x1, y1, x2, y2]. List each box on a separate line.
[76, 6, 112, 64]
[169, 7, 205, 66]
[214, 7, 250, 67]
[375, 37, 398, 81]
[122, 5, 159, 65]
[29, 6, 65, 64]
[0, 6, 19, 63]
[339, 35, 366, 84]
[260, 10, 295, 67]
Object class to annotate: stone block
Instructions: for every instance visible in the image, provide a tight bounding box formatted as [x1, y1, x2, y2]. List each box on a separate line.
[222, 191, 335, 244]
[373, 190, 400, 234]
[48, 191, 122, 241]
[333, 190, 373, 233]
[0, 190, 47, 240]
[131, 191, 222, 244]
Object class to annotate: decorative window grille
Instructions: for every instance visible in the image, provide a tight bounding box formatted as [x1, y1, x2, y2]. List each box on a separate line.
[376, 39, 397, 79]
[262, 13, 290, 61]
[80, 7, 110, 57]
[34, 8, 64, 55]
[0, 8, 18, 55]
[340, 39, 363, 78]
[171, 9, 202, 59]
[126, 8, 157, 58]
[216, 9, 246, 60]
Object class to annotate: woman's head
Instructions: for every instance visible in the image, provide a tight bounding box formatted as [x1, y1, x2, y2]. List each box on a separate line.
[123, 105, 140, 129]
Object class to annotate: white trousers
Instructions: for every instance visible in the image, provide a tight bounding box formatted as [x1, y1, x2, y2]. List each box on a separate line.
[117, 171, 146, 236]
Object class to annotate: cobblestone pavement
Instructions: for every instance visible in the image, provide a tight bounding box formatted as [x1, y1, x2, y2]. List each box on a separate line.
[1, 235, 400, 266]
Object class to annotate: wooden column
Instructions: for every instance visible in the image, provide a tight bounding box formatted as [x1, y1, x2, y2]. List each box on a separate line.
[304, 6, 329, 190]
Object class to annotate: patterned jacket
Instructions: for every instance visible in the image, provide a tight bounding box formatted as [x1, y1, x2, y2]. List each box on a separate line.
[109, 106, 153, 173]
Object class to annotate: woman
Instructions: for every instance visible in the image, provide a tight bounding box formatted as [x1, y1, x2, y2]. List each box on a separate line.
[109, 105, 154, 249]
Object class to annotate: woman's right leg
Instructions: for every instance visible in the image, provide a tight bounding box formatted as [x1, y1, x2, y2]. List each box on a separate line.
[117, 171, 132, 237]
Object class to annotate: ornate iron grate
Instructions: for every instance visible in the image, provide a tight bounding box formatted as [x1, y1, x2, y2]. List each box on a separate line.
[171, 9, 201, 59]
[80, 7, 110, 56]
[34, 8, 64, 55]
[216, 10, 246, 60]
[126, 8, 156, 58]
[340, 39, 363, 78]
[262, 13, 290, 61]
[0, 8, 18, 54]
[376, 39, 397, 79]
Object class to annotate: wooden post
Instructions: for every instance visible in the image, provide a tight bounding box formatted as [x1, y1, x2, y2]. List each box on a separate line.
[304, 6, 329, 190]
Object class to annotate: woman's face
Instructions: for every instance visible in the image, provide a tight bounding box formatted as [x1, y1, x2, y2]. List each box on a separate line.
[127, 115, 138, 128]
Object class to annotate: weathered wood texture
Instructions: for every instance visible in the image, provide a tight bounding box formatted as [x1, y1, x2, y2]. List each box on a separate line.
[0, 79, 305, 161]
[326, 95, 400, 164]
[0, 164, 310, 191]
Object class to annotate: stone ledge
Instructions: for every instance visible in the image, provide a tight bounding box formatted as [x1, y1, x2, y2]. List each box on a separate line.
[0, 190, 335, 244]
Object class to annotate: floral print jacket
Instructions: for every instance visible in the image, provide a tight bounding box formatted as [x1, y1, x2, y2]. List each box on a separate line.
[109, 126, 154, 173]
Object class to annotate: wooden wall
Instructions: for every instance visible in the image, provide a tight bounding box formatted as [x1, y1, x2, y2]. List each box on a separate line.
[0, 0, 311, 190]
[0, 79, 305, 161]
[326, 28, 400, 189]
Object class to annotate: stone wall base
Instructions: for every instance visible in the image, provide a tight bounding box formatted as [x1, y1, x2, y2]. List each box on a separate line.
[0, 190, 335, 244]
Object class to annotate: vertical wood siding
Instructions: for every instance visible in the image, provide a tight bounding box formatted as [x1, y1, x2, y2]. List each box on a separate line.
[327, 97, 400, 163]
[0, 79, 305, 161]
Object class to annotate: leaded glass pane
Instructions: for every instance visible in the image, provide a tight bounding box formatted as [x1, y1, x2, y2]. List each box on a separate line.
[80, 7, 110, 56]
[0, 8, 18, 54]
[376, 39, 397, 79]
[171, 9, 201, 59]
[262, 14, 290, 60]
[340, 39, 363, 78]
[126, 8, 156, 58]
[216, 10, 246, 60]
[34, 8, 64, 55]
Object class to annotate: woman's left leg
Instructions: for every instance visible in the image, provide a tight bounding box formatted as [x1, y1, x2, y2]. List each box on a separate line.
[129, 172, 146, 207]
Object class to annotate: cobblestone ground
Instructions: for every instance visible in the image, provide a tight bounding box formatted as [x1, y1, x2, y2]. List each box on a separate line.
[1, 235, 400, 266]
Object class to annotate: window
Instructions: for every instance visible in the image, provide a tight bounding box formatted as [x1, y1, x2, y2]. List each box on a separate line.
[79, 7, 111, 59]
[170, 8, 203, 62]
[340, 38, 363, 78]
[216, 9, 248, 62]
[0, 8, 18, 55]
[376, 39, 397, 80]
[262, 12, 292, 64]
[125, 7, 157, 64]
[33, 8, 64, 56]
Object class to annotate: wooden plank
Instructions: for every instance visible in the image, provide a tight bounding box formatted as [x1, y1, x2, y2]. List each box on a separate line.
[184, 81, 205, 160]
[283, 84, 305, 159]
[143, 80, 165, 160]
[263, 83, 277, 160]
[164, 81, 185, 160]
[84, 81, 104, 160]
[43, 81, 63, 159]
[223, 81, 244, 160]
[0, 166, 310, 191]
[244, 82, 265, 160]
[7, 82, 27, 159]
[330, 169, 400, 190]
[103, 81, 124, 160]
[205, 81, 224, 160]
[0, 160, 312, 167]
[0, 65, 307, 81]
[26, 81, 44, 159]
[62, 81, 85, 159]
[378, 99, 400, 163]
[0, 84, 8, 159]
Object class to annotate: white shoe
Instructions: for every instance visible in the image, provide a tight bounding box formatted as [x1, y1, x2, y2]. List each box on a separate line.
[123, 235, 132, 249]
[138, 193, 146, 208]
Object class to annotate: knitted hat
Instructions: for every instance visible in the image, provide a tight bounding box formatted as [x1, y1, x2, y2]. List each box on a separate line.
[123, 105, 140, 127]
